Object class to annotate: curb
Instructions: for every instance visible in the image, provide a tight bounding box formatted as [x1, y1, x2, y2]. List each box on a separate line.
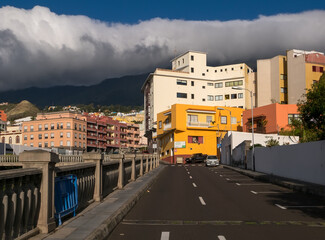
[85, 165, 167, 240]
[223, 165, 325, 198]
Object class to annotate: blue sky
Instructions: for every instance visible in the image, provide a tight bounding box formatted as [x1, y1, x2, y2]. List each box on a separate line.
[0, 0, 324, 23]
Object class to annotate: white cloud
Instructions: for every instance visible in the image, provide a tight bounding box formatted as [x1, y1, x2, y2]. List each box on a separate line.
[0, 6, 324, 91]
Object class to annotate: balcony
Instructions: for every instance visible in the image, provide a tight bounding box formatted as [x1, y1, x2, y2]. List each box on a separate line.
[163, 123, 172, 130]
[187, 121, 210, 128]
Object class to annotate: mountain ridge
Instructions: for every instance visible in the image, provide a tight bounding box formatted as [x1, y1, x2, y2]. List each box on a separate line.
[0, 73, 148, 108]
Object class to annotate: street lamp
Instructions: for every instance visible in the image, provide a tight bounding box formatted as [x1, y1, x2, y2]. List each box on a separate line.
[232, 86, 255, 171]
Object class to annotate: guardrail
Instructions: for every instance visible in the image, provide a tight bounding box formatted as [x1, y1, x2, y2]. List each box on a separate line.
[0, 151, 159, 239]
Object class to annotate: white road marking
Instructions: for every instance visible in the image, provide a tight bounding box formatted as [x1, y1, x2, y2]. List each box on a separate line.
[171, 165, 175, 167]
[161, 231, 170, 240]
[192, 183, 197, 188]
[189, 176, 193, 179]
[236, 183, 271, 186]
[199, 196, 206, 205]
[218, 236, 227, 240]
[220, 175, 223, 177]
[187, 172, 190, 174]
[275, 204, 287, 210]
[252, 191, 292, 194]
[226, 178, 230, 181]
[251, 191, 258, 194]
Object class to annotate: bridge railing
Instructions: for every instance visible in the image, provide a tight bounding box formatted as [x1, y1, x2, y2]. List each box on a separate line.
[0, 151, 159, 240]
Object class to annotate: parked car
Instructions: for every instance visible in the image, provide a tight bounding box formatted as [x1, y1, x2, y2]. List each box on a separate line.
[205, 155, 219, 167]
[186, 153, 208, 164]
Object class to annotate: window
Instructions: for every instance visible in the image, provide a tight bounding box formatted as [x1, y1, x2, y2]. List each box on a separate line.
[225, 80, 243, 87]
[191, 94, 194, 99]
[221, 116, 227, 124]
[67, 122, 71, 129]
[79, 142, 81, 147]
[240, 66, 243, 69]
[231, 68, 234, 71]
[215, 70, 217, 73]
[30, 125, 34, 132]
[321, 67, 324, 72]
[38, 134, 42, 140]
[178, 60, 180, 66]
[60, 132, 63, 138]
[206, 69, 209, 72]
[67, 132, 71, 138]
[231, 94, 237, 99]
[220, 69, 223, 72]
[83, 143, 86, 148]
[44, 142, 48, 148]
[67, 141, 71, 146]
[79, 134, 81, 139]
[215, 95, 223, 101]
[191, 68, 194, 73]
[9, 137, 12, 144]
[191, 81, 194, 86]
[215, 82, 223, 88]
[202, 86, 205, 89]
[159, 121, 162, 129]
[30, 143, 33, 147]
[191, 55, 194, 61]
[188, 136, 203, 144]
[44, 124, 48, 130]
[288, 114, 301, 125]
[281, 87, 287, 93]
[207, 83, 213, 86]
[79, 124, 81, 131]
[280, 74, 287, 80]
[57, 123, 60, 129]
[231, 117, 237, 124]
[51, 133, 54, 138]
[16, 136, 20, 144]
[202, 98, 206, 101]
[206, 116, 213, 123]
[177, 92, 187, 98]
[44, 133, 48, 139]
[312, 66, 316, 72]
[74, 141, 77, 147]
[225, 94, 230, 100]
[207, 95, 214, 101]
[24, 135, 27, 140]
[38, 124, 42, 131]
[238, 93, 243, 99]
[182, 58, 184, 63]
[30, 134, 34, 140]
[202, 73, 205, 76]
[60, 123, 63, 129]
[177, 79, 187, 85]
[38, 142, 42, 147]
[83, 125, 86, 131]
[51, 123, 54, 130]
[83, 134, 86, 140]
[24, 126, 27, 132]
[225, 68, 227, 72]
[187, 114, 198, 123]
[51, 141, 54, 147]
[60, 141, 63, 146]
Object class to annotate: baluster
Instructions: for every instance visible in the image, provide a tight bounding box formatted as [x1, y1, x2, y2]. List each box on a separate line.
[13, 177, 24, 238]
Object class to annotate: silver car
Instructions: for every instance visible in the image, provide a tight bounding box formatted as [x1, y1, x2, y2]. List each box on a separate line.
[205, 155, 219, 167]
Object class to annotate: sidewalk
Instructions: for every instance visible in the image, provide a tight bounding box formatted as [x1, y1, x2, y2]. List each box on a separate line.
[223, 165, 325, 198]
[32, 165, 166, 240]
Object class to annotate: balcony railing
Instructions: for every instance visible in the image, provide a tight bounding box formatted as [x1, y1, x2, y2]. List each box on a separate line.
[187, 121, 210, 127]
[163, 123, 172, 130]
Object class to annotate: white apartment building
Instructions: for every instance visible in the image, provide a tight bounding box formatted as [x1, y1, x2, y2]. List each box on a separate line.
[142, 51, 256, 149]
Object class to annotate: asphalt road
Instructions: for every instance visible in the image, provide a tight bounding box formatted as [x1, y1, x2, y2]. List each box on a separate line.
[107, 164, 325, 240]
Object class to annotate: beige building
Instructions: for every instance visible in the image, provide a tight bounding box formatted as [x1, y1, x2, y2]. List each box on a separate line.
[22, 112, 87, 153]
[0, 125, 22, 145]
[142, 51, 256, 150]
[257, 49, 325, 106]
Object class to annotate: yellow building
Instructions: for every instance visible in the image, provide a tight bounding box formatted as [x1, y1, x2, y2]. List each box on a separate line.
[257, 49, 325, 107]
[156, 104, 244, 164]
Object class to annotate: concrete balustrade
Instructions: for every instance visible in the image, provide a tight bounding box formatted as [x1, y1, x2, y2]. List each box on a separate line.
[0, 151, 158, 240]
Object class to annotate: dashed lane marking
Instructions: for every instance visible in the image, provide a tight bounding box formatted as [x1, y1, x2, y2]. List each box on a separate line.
[199, 196, 206, 206]
[190, 176, 193, 179]
[218, 236, 226, 240]
[192, 183, 197, 188]
[276, 204, 325, 210]
[161, 231, 170, 240]
[251, 191, 292, 194]
[236, 183, 271, 186]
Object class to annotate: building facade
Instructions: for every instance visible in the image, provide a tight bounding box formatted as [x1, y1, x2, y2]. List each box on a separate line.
[242, 103, 299, 134]
[22, 112, 87, 154]
[0, 125, 22, 145]
[257, 49, 325, 106]
[142, 51, 256, 152]
[0, 110, 7, 122]
[156, 104, 244, 164]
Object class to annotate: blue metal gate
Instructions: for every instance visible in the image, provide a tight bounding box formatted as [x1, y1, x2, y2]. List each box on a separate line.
[54, 174, 78, 225]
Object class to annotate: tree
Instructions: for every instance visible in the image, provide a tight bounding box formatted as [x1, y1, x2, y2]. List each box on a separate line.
[265, 138, 279, 147]
[298, 73, 325, 141]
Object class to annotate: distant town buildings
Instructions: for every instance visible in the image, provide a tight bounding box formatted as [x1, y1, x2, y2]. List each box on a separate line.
[142, 50, 256, 153]
[257, 49, 325, 106]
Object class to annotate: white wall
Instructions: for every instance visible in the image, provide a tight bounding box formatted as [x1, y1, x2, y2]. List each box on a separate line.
[254, 140, 325, 185]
